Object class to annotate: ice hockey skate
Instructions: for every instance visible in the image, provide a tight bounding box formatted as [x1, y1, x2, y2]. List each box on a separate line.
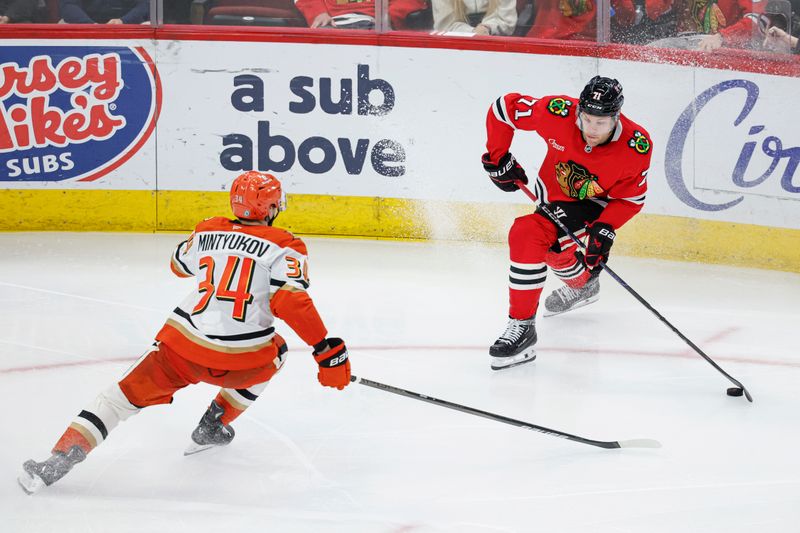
[543, 276, 600, 317]
[489, 317, 537, 370]
[184, 400, 236, 456]
[18, 445, 86, 494]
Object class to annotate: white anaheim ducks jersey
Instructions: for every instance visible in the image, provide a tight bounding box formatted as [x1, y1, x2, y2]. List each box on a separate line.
[156, 217, 314, 370]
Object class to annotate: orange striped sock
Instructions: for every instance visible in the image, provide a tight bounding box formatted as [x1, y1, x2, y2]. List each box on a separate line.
[214, 394, 244, 425]
[53, 427, 93, 455]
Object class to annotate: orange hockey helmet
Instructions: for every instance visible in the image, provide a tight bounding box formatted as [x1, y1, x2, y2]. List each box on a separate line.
[229, 171, 285, 221]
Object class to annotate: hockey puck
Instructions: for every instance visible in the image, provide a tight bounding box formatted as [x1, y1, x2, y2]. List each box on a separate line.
[726, 387, 744, 397]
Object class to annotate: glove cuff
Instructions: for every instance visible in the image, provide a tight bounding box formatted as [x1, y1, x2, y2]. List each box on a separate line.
[591, 222, 616, 240]
[312, 339, 329, 353]
[483, 152, 515, 177]
[314, 337, 348, 367]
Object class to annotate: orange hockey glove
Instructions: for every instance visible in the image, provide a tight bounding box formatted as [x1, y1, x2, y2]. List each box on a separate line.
[313, 338, 351, 390]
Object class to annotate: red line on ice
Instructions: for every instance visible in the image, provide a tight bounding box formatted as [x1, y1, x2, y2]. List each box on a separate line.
[1, 343, 797, 374]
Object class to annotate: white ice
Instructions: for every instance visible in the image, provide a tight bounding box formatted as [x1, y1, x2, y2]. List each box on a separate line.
[1, 232, 799, 533]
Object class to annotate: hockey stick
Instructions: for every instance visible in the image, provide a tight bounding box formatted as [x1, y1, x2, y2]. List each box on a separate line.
[515, 181, 753, 402]
[350, 375, 661, 450]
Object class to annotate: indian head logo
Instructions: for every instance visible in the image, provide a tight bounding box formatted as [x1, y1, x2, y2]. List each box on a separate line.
[0, 46, 161, 182]
[546, 97, 572, 118]
[555, 160, 604, 200]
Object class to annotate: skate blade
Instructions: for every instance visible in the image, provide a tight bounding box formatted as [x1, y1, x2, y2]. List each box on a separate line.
[17, 470, 45, 495]
[184, 440, 232, 456]
[183, 441, 216, 456]
[542, 294, 599, 317]
[490, 349, 536, 371]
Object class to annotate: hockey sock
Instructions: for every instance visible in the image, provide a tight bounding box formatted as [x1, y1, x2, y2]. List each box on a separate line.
[507, 213, 555, 319]
[53, 384, 140, 455]
[212, 382, 269, 425]
[509, 262, 546, 319]
[546, 245, 591, 289]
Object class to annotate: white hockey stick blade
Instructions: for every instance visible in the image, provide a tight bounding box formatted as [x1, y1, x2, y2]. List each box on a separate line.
[617, 438, 662, 449]
[17, 470, 46, 495]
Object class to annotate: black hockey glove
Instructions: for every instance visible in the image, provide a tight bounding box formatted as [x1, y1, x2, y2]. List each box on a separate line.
[482, 152, 528, 192]
[584, 222, 615, 270]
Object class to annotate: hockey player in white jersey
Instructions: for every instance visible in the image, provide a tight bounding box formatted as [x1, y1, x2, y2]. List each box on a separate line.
[18, 171, 351, 494]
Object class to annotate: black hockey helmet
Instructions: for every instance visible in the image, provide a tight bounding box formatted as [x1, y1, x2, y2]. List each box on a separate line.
[579, 76, 624, 117]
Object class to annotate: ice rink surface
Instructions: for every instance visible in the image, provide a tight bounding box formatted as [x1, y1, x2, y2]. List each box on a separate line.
[1, 232, 798, 533]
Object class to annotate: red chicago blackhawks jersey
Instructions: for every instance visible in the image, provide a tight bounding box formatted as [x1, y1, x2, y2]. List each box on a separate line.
[157, 217, 328, 371]
[486, 93, 652, 229]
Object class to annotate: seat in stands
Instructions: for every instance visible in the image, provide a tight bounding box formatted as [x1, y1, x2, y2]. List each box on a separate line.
[190, 0, 307, 26]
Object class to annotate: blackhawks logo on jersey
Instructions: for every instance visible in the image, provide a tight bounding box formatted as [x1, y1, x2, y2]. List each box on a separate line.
[555, 160, 604, 200]
[628, 130, 651, 154]
[547, 98, 573, 118]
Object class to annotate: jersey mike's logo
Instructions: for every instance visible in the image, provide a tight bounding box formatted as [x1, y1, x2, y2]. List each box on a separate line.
[555, 160, 604, 200]
[0, 46, 160, 182]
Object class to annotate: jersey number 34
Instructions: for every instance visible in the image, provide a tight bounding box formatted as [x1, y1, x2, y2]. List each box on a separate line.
[192, 256, 255, 321]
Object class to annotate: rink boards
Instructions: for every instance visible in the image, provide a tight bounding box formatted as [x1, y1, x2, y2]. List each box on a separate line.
[0, 34, 798, 271]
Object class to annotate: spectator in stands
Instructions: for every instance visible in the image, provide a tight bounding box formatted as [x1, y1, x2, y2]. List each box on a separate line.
[163, 0, 191, 23]
[390, 0, 433, 28]
[763, 21, 799, 49]
[696, 0, 799, 51]
[432, 0, 517, 35]
[612, 0, 676, 43]
[671, 0, 751, 49]
[524, 0, 599, 40]
[0, 0, 38, 22]
[527, 0, 660, 41]
[640, 0, 753, 48]
[677, 0, 746, 35]
[60, 0, 149, 23]
[294, 0, 427, 29]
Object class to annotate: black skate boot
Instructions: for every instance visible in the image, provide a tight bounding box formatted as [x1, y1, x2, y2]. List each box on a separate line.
[184, 400, 235, 456]
[489, 317, 537, 370]
[18, 445, 87, 494]
[543, 276, 600, 317]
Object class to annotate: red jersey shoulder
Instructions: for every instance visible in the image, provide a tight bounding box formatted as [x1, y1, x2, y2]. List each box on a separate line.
[619, 115, 652, 156]
[540, 95, 578, 119]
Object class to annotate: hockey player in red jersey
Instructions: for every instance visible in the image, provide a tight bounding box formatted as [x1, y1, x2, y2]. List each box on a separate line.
[481, 76, 652, 370]
[18, 171, 351, 494]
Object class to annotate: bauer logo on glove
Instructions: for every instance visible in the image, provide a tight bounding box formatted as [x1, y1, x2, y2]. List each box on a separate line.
[323, 352, 348, 367]
[584, 222, 616, 270]
[482, 152, 528, 192]
[313, 338, 351, 390]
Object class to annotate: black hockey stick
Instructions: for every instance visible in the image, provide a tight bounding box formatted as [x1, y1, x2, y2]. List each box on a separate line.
[351, 375, 661, 449]
[515, 181, 753, 402]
